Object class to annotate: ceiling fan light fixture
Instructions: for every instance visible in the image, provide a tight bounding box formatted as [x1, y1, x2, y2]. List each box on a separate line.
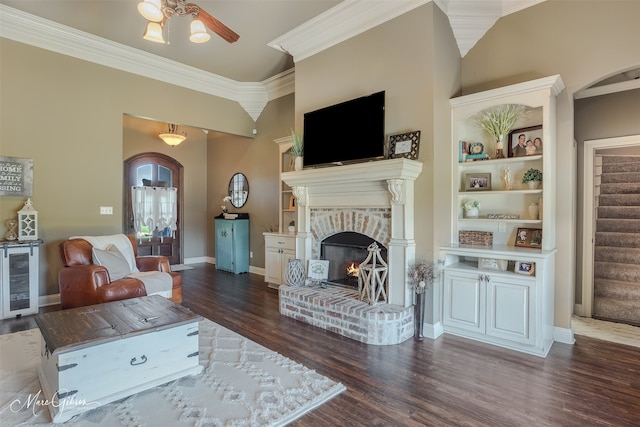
[189, 19, 211, 43]
[143, 21, 166, 43]
[137, 0, 164, 22]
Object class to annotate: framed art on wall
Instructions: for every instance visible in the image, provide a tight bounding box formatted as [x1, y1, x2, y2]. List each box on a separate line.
[388, 131, 420, 160]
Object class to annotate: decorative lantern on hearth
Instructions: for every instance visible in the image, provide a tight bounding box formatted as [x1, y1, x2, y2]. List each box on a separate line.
[18, 198, 38, 241]
[357, 243, 388, 305]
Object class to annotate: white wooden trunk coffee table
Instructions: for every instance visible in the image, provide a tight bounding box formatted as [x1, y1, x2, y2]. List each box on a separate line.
[35, 295, 203, 423]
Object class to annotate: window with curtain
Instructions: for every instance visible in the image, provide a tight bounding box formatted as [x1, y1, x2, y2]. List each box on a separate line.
[131, 186, 178, 238]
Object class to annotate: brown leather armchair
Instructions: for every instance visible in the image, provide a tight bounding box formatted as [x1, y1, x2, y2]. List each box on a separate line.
[59, 235, 182, 309]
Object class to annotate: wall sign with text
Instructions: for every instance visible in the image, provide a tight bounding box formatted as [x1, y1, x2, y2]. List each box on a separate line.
[0, 156, 33, 196]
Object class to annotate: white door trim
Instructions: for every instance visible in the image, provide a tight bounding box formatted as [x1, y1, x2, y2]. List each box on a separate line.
[582, 135, 640, 317]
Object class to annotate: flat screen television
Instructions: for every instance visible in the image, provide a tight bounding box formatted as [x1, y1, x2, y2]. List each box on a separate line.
[303, 91, 385, 168]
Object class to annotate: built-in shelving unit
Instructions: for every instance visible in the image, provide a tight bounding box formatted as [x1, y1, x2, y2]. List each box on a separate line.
[440, 75, 565, 357]
[264, 136, 297, 287]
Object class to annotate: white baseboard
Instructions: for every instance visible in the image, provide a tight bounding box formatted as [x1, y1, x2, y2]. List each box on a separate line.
[184, 256, 214, 265]
[423, 322, 444, 340]
[554, 326, 575, 345]
[39, 293, 60, 307]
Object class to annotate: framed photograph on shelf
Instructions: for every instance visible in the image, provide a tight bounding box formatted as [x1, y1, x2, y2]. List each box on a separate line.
[515, 261, 536, 276]
[388, 131, 420, 160]
[464, 172, 491, 191]
[514, 227, 542, 248]
[508, 125, 543, 158]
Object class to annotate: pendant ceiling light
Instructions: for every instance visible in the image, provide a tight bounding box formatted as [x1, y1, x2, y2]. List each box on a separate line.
[137, 0, 240, 45]
[159, 123, 186, 146]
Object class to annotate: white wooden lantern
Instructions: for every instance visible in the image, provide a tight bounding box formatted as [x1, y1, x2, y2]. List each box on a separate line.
[357, 243, 388, 305]
[18, 198, 38, 241]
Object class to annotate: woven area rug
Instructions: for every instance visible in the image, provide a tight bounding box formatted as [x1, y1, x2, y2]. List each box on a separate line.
[0, 319, 345, 426]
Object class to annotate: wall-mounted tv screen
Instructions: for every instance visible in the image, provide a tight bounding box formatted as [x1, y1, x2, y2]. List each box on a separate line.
[303, 91, 385, 168]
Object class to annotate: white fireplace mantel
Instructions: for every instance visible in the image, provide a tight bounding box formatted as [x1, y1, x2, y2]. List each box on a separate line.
[282, 158, 423, 307]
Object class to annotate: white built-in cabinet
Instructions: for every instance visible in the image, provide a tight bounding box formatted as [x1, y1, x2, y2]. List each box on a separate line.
[440, 75, 564, 357]
[264, 233, 296, 286]
[263, 136, 298, 287]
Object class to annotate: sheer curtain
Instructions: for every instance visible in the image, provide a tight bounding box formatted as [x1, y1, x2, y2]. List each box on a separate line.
[131, 186, 178, 237]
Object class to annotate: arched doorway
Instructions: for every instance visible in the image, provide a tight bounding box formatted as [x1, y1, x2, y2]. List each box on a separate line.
[581, 135, 640, 324]
[124, 152, 184, 265]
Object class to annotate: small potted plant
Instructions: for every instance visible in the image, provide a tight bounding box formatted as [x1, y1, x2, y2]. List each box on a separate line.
[290, 129, 304, 171]
[288, 219, 296, 233]
[522, 168, 542, 189]
[463, 200, 480, 218]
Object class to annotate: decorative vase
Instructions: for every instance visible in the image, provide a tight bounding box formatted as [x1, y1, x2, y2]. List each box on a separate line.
[285, 258, 306, 287]
[414, 291, 426, 341]
[529, 203, 539, 220]
[288, 226, 295, 233]
[294, 156, 303, 171]
[495, 135, 505, 159]
[527, 180, 541, 190]
[465, 207, 479, 218]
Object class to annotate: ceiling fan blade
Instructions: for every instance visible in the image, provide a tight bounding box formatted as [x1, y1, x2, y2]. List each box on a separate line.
[197, 8, 239, 43]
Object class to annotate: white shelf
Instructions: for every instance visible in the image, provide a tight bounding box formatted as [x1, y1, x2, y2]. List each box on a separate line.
[459, 218, 542, 224]
[458, 189, 542, 196]
[458, 154, 542, 169]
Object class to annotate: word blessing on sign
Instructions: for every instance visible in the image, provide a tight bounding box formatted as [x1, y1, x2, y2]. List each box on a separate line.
[0, 156, 33, 196]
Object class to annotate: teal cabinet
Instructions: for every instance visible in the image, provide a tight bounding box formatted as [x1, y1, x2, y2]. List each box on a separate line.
[214, 218, 249, 274]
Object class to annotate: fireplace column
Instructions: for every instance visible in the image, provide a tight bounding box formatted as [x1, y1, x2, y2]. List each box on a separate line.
[292, 186, 312, 263]
[387, 178, 416, 307]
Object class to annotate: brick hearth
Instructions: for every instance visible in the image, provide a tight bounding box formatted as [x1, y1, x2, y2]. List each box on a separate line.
[279, 285, 414, 345]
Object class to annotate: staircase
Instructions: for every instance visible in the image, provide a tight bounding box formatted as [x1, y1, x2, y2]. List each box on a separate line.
[593, 155, 640, 326]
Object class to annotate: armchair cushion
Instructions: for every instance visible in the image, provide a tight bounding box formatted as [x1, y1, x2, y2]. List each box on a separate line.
[91, 245, 132, 280]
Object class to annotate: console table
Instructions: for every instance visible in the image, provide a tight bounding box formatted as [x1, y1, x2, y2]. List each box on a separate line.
[1, 239, 41, 319]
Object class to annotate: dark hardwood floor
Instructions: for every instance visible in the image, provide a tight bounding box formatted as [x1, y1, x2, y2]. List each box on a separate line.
[3, 263, 640, 426]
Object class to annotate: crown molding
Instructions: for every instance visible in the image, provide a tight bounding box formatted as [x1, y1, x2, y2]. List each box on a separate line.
[0, 4, 289, 121]
[435, 0, 545, 57]
[268, 0, 429, 63]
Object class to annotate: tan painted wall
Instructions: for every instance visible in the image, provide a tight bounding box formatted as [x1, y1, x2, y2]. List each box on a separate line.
[0, 39, 276, 297]
[295, 3, 460, 323]
[461, 0, 640, 329]
[207, 94, 295, 268]
[296, 3, 459, 258]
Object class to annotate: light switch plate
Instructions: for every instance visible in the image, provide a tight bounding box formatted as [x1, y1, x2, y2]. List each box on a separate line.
[100, 206, 113, 215]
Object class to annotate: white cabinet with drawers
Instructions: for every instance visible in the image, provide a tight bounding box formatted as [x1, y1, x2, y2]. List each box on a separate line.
[263, 233, 296, 287]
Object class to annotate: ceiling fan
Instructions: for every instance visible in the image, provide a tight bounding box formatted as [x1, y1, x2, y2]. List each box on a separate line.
[137, 0, 239, 44]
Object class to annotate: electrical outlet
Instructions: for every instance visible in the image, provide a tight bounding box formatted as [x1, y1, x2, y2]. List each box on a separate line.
[100, 206, 113, 215]
[250, 251, 253, 258]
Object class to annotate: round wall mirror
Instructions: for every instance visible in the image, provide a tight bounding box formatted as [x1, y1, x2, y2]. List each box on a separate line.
[228, 173, 249, 208]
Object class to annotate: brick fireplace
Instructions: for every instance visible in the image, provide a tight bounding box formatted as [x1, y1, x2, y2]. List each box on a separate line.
[281, 158, 423, 307]
[279, 158, 422, 344]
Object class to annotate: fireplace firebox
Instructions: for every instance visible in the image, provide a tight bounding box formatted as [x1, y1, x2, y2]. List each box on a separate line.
[321, 232, 387, 288]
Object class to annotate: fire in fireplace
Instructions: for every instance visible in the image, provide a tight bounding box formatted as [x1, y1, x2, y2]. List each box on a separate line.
[321, 232, 387, 288]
